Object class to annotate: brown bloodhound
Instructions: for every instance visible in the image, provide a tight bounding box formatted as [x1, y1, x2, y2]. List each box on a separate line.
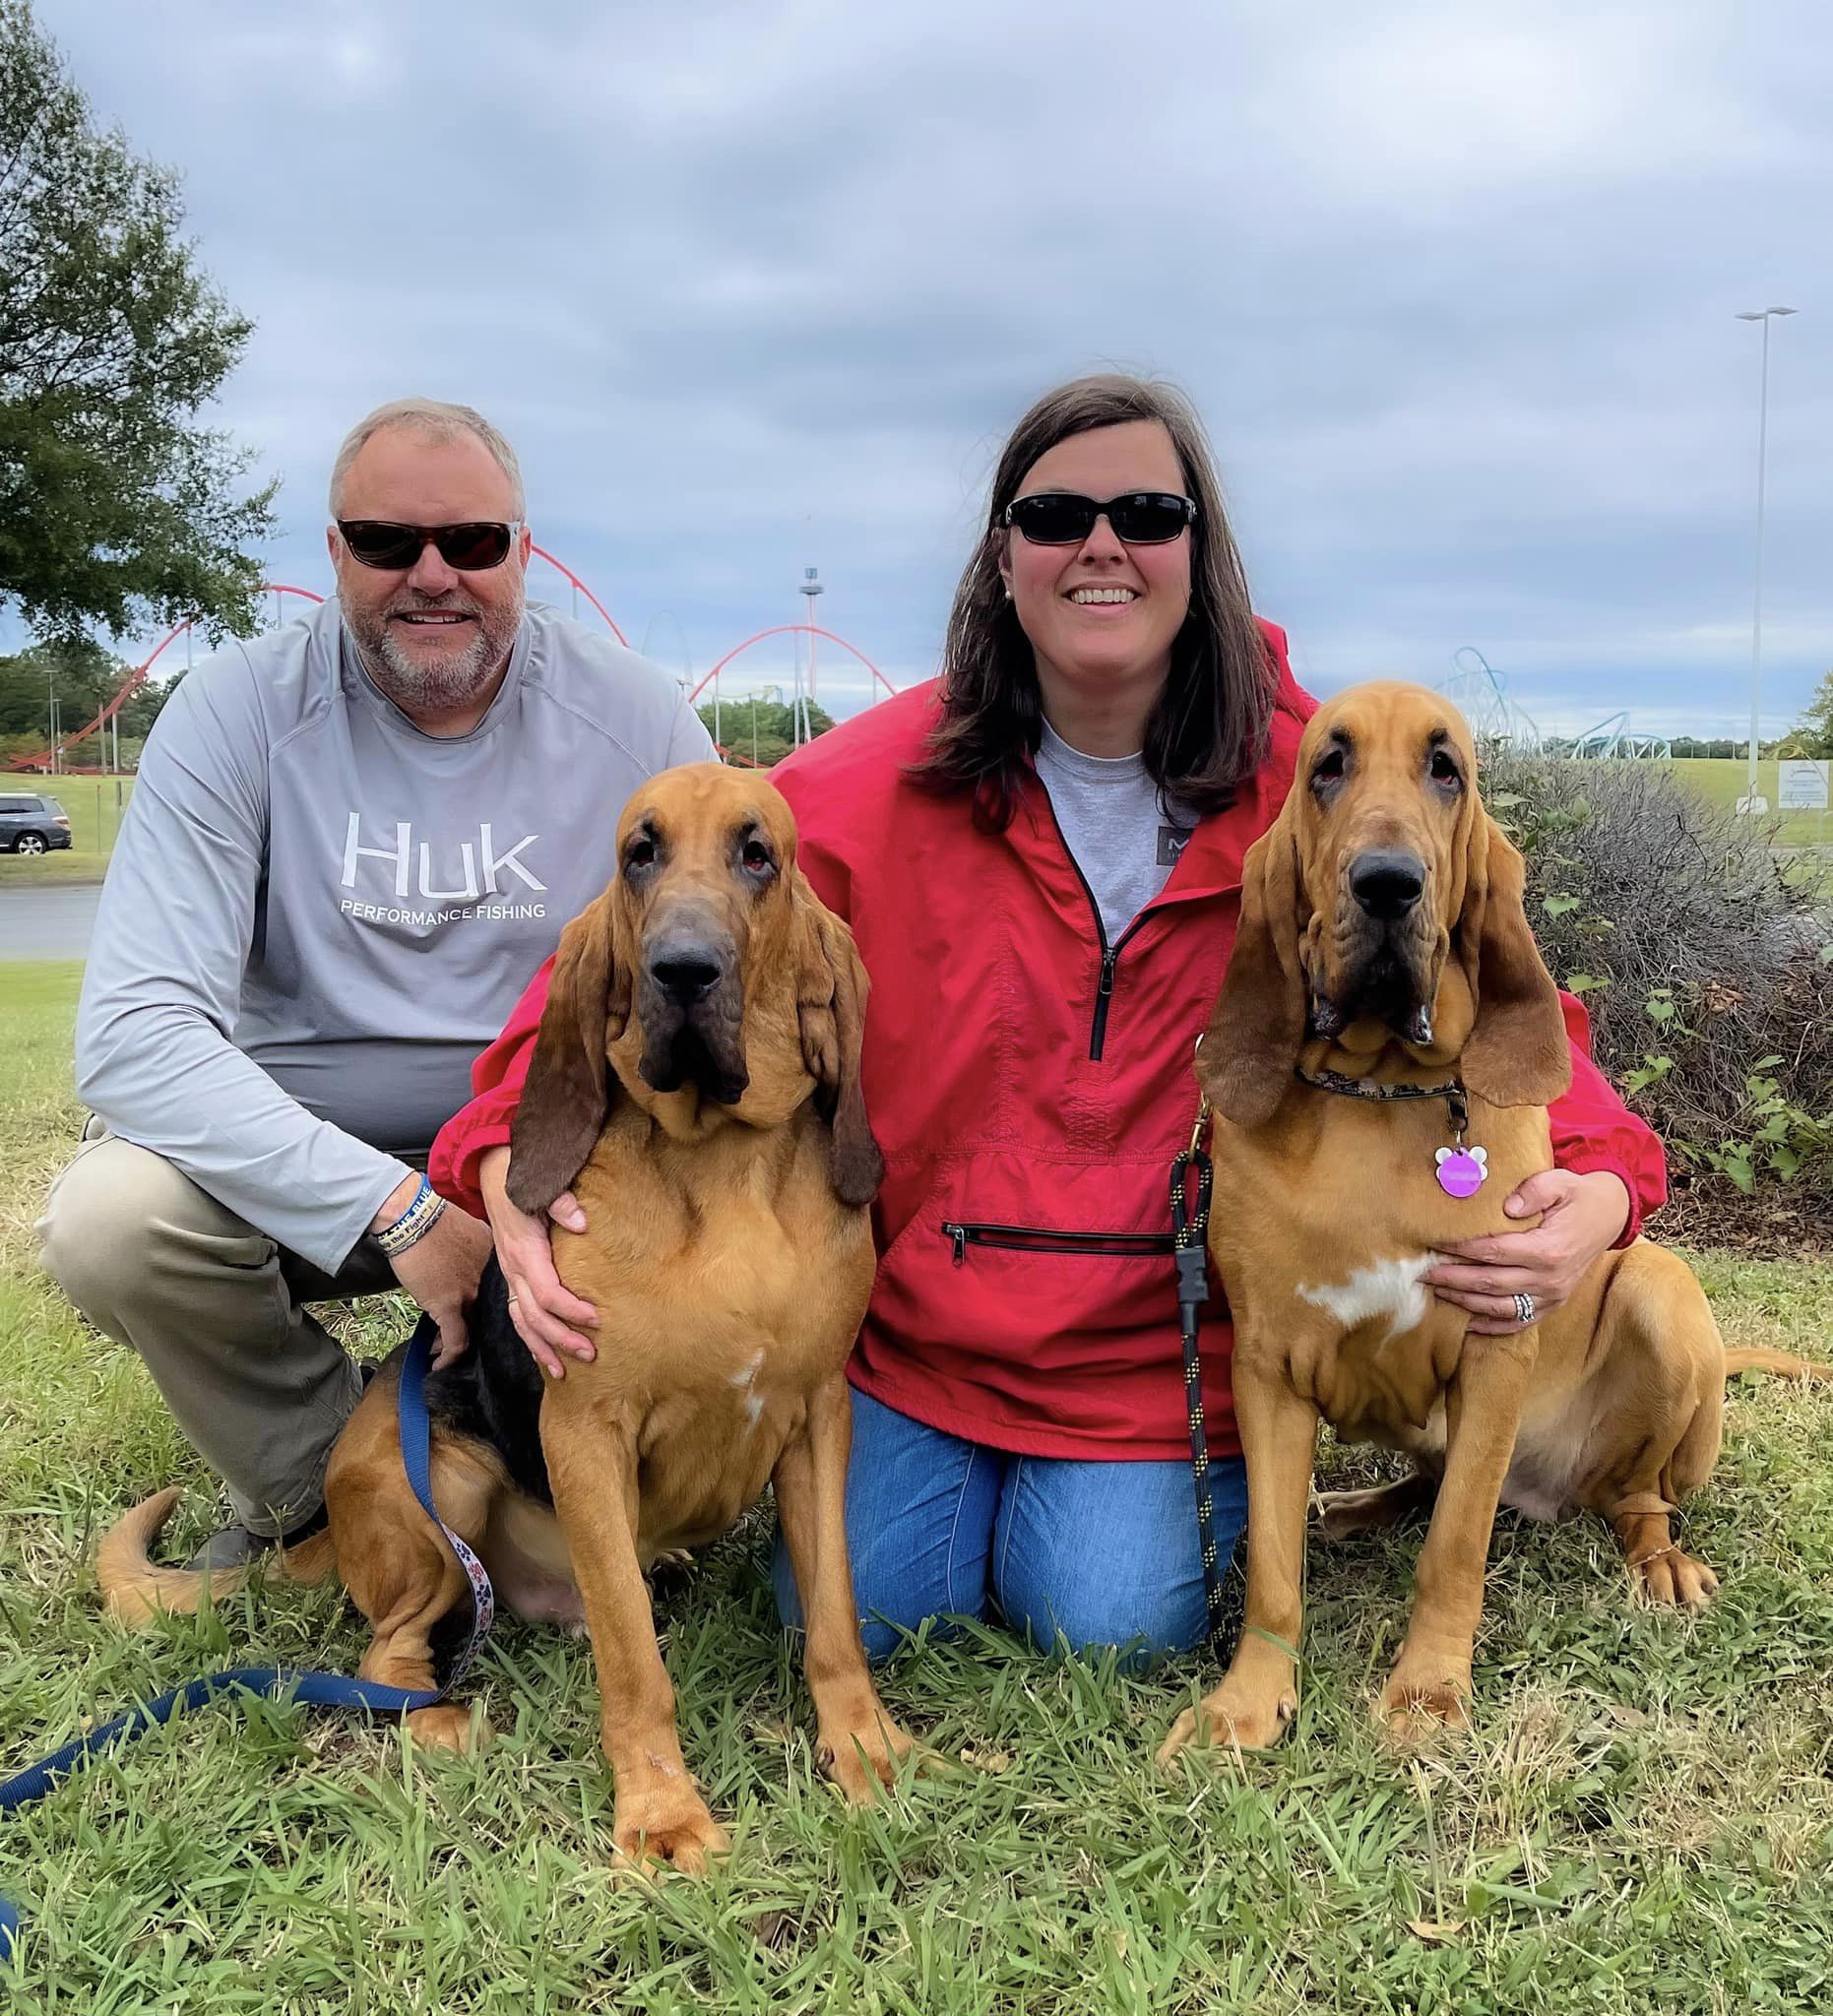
[1158, 682, 1827, 1761]
[100, 763, 919, 1872]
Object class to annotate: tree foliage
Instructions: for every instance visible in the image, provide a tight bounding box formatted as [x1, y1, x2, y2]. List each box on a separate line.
[696, 694, 836, 768]
[1784, 669, 1833, 761]
[0, 636, 175, 744]
[0, 0, 275, 644]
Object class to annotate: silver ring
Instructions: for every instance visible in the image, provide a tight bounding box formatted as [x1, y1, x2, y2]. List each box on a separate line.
[506, 1292, 520, 1305]
[1513, 1292, 1536, 1324]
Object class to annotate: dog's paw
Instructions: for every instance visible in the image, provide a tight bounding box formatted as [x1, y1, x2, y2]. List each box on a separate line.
[406, 1702, 490, 1754]
[1631, 1544, 1719, 1610]
[611, 1786, 731, 1876]
[1312, 1478, 1429, 1542]
[1157, 1681, 1296, 1764]
[816, 1711, 922, 1804]
[1376, 1662, 1472, 1742]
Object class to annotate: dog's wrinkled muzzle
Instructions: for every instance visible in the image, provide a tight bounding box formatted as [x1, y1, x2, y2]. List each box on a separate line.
[638, 921, 749, 1102]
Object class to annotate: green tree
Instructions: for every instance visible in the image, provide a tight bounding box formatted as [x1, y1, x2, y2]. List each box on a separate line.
[1787, 669, 1833, 760]
[0, 636, 118, 735]
[696, 694, 836, 767]
[0, 0, 276, 645]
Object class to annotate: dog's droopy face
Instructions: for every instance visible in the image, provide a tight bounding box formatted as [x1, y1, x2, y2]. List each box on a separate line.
[614, 765, 803, 1105]
[1293, 683, 1482, 1045]
[1198, 681, 1571, 1128]
[508, 762, 884, 1216]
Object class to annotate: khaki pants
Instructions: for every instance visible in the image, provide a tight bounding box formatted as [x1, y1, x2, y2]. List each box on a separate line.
[37, 1118, 401, 1537]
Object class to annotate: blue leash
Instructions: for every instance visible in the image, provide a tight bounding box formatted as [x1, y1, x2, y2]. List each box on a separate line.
[0, 1319, 493, 1961]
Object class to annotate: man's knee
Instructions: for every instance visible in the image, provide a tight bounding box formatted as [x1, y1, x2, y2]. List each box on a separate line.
[38, 1134, 252, 1320]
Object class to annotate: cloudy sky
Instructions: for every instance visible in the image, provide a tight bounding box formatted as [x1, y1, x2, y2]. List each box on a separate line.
[38, 0, 1833, 735]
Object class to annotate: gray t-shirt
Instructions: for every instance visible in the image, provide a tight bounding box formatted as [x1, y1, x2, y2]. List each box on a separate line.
[76, 596, 714, 1272]
[1033, 720, 1193, 940]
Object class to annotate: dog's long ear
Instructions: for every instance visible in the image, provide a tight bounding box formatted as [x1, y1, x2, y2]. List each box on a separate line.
[507, 891, 631, 1214]
[1457, 811, 1570, 1108]
[1199, 811, 1308, 1128]
[794, 883, 884, 1209]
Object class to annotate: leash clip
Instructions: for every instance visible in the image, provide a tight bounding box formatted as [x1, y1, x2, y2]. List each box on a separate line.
[1185, 1033, 1213, 1164]
[1186, 1095, 1213, 1166]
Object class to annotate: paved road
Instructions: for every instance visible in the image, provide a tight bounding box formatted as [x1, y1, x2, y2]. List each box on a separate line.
[0, 885, 102, 960]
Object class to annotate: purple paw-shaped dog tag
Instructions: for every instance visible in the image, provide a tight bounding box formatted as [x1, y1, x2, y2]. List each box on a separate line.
[1434, 1145, 1488, 1198]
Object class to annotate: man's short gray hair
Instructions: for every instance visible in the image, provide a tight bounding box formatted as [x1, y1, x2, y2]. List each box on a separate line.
[328, 398, 526, 518]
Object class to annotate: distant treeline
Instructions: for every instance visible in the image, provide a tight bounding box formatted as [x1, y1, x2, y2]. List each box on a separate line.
[0, 639, 180, 767]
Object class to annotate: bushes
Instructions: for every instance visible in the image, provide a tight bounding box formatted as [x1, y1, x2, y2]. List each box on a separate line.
[1481, 748, 1833, 1214]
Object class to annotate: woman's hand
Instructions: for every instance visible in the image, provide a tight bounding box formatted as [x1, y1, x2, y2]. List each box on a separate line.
[1423, 1168, 1630, 1336]
[478, 1145, 599, 1379]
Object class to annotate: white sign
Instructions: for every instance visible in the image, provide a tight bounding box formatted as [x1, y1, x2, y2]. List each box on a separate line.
[1778, 760, 1830, 811]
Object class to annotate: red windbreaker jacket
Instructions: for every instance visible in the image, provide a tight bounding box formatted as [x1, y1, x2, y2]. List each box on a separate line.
[431, 625, 1668, 1462]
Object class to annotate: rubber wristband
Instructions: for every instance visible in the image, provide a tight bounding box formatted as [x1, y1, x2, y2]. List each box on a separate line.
[375, 1176, 448, 1258]
[377, 1173, 429, 1235]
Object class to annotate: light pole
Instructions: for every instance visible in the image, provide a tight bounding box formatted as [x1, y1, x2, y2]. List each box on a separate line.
[1735, 305, 1797, 807]
[750, 683, 783, 769]
[797, 567, 823, 745]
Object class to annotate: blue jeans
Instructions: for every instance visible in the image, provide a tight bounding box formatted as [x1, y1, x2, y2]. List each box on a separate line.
[771, 1387, 1247, 1666]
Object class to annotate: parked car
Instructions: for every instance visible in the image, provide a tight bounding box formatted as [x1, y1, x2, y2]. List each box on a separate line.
[0, 791, 73, 855]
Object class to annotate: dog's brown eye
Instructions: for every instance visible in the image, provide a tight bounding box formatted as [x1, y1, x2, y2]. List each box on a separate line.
[741, 840, 774, 874]
[627, 837, 657, 869]
[1429, 750, 1461, 787]
[1312, 747, 1346, 788]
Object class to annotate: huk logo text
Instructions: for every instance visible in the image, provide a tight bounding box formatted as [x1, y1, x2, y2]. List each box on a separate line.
[341, 815, 547, 899]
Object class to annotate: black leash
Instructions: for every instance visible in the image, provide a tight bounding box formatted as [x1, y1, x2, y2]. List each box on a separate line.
[1169, 1085, 1227, 1649]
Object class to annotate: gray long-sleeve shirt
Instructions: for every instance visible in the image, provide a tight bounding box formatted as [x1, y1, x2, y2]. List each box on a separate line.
[76, 596, 713, 1273]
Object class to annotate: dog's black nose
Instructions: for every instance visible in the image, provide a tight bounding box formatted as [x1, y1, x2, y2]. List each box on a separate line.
[649, 946, 725, 1002]
[1350, 850, 1425, 920]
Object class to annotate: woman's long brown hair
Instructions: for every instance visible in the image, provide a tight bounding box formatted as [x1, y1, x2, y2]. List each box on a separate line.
[911, 373, 1277, 831]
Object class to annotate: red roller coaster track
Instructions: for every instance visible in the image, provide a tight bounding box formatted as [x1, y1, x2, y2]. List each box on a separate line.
[688, 624, 899, 707]
[7, 556, 896, 773]
[5, 584, 326, 773]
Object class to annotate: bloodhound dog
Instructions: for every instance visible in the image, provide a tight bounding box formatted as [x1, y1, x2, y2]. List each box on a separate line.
[1159, 682, 1826, 1761]
[100, 763, 918, 1871]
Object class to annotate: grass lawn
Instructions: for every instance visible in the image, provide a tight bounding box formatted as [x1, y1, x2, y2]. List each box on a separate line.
[0, 776, 136, 888]
[2, 963, 1830, 2011]
[1664, 758, 1833, 849]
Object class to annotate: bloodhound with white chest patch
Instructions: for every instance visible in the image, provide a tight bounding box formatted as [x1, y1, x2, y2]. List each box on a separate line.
[1160, 683, 1826, 1760]
[100, 764, 920, 1871]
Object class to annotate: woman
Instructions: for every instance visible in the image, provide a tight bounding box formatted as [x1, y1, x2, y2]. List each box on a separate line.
[431, 374, 1665, 1663]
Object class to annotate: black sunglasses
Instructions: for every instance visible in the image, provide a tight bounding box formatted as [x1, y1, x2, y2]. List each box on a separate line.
[1002, 491, 1197, 546]
[337, 520, 523, 571]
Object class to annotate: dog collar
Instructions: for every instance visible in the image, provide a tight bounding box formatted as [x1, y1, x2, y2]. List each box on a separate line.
[1293, 1066, 1488, 1198]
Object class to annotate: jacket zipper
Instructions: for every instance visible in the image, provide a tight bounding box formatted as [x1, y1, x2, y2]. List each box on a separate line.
[943, 1220, 1177, 1265]
[1090, 919, 1146, 1061]
[1035, 787, 1150, 1063]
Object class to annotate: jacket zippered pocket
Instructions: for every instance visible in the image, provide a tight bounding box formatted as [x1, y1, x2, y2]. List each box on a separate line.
[941, 1220, 1177, 1266]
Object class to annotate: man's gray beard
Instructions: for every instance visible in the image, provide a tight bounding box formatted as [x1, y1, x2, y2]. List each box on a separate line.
[350, 596, 523, 716]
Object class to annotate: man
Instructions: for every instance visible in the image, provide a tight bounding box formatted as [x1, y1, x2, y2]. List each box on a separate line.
[39, 398, 714, 1566]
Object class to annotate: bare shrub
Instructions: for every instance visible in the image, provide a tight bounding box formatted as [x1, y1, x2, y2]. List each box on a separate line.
[1479, 747, 1833, 1211]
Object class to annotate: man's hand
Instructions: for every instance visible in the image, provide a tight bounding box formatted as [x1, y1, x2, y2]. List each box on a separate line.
[1424, 1167, 1631, 1335]
[477, 1145, 598, 1380]
[371, 1173, 495, 1370]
